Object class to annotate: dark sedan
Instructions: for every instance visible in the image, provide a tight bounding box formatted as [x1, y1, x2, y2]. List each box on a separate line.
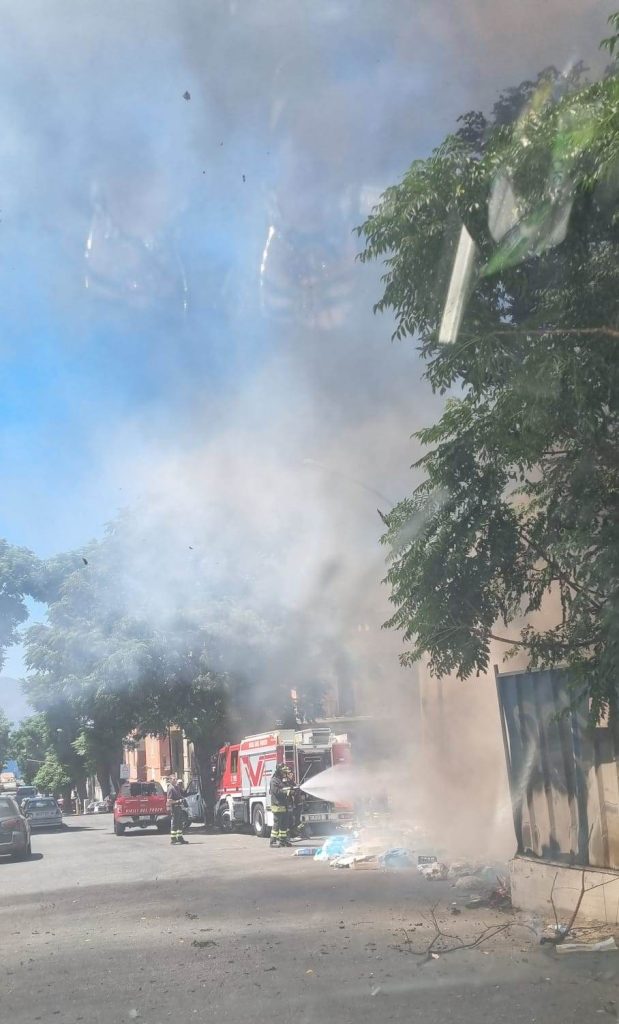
[0, 796, 32, 860]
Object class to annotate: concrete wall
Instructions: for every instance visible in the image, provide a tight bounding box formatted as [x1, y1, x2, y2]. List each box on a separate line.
[510, 855, 619, 926]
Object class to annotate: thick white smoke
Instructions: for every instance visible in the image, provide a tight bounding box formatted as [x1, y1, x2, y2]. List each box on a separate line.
[1, 0, 612, 856]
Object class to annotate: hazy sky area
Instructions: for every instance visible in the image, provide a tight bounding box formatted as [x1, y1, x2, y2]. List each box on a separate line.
[0, 0, 612, 694]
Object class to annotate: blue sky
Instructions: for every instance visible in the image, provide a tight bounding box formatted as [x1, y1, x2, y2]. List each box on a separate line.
[0, 0, 612, 698]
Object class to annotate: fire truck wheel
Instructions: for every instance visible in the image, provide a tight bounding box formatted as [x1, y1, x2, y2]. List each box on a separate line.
[216, 807, 232, 832]
[113, 821, 126, 836]
[251, 804, 270, 838]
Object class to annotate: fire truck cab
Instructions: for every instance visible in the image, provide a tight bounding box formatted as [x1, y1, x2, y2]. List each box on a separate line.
[214, 727, 352, 837]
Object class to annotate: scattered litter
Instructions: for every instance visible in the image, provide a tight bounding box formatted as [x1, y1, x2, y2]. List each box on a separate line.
[454, 875, 491, 891]
[315, 836, 355, 862]
[305, 970, 314, 975]
[293, 847, 318, 857]
[128, 1012, 140, 1021]
[430, 952, 440, 960]
[331, 855, 357, 868]
[488, 877, 512, 910]
[465, 897, 486, 909]
[192, 939, 217, 948]
[378, 848, 414, 869]
[418, 855, 438, 866]
[447, 861, 476, 879]
[185, 912, 198, 919]
[264, 966, 276, 971]
[352, 857, 380, 871]
[183, 91, 191, 101]
[370, 986, 382, 996]
[419, 861, 449, 880]
[555, 938, 618, 955]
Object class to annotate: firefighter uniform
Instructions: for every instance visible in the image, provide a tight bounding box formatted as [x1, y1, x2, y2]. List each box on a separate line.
[167, 781, 187, 845]
[270, 766, 294, 847]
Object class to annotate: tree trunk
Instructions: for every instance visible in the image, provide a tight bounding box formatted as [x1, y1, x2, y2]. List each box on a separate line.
[76, 779, 88, 812]
[96, 742, 124, 797]
[62, 784, 73, 814]
[96, 764, 111, 799]
[109, 741, 123, 794]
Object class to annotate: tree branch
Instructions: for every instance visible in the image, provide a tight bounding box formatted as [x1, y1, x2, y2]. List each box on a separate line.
[398, 905, 511, 964]
[490, 327, 619, 340]
[517, 529, 604, 612]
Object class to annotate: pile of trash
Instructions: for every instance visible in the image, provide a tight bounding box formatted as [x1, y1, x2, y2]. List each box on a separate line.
[295, 833, 416, 870]
[292, 820, 438, 872]
[418, 859, 448, 880]
[290, 816, 511, 906]
[295, 834, 512, 905]
[417, 858, 512, 909]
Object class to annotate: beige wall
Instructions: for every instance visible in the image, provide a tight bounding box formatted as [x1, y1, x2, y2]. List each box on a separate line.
[412, 593, 566, 861]
[415, 649, 514, 861]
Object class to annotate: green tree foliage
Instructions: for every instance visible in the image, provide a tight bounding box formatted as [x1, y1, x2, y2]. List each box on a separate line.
[358, 55, 619, 715]
[0, 540, 83, 671]
[22, 514, 256, 794]
[0, 542, 39, 671]
[6, 714, 50, 783]
[33, 752, 72, 796]
[601, 12, 619, 58]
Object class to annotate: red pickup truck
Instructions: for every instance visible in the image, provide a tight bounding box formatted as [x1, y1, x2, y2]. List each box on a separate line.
[113, 781, 170, 836]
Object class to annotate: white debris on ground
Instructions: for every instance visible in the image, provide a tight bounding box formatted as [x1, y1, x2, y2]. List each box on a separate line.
[298, 816, 510, 907]
[418, 861, 448, 879]
[555, 937, 618, 954]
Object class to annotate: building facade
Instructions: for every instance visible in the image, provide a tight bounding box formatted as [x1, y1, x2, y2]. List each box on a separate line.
[123, 728, 194, 787]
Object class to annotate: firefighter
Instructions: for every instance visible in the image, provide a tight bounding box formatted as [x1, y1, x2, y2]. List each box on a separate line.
[269, 763, 294, 847]
[166, 775, 188, 845]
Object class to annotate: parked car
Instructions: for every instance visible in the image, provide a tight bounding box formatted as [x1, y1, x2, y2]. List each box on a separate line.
[113, 781, 170, 836]
[86, 797, 113, 814]
[22, 796, 63, 830]
[15, 786, 37, 809]
[0, 795, 32, 859]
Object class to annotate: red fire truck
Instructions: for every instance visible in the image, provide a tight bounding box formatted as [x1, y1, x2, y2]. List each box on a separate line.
[214, 727, 353, 838]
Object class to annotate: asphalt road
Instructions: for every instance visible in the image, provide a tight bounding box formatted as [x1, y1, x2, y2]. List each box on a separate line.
[2, 817, 618, 1024]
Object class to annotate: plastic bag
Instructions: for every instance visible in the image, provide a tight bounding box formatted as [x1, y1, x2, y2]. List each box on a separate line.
[314, 835, 355, 862]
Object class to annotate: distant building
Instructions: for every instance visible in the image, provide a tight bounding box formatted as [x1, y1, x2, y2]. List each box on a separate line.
[123, 728, 194, 787]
